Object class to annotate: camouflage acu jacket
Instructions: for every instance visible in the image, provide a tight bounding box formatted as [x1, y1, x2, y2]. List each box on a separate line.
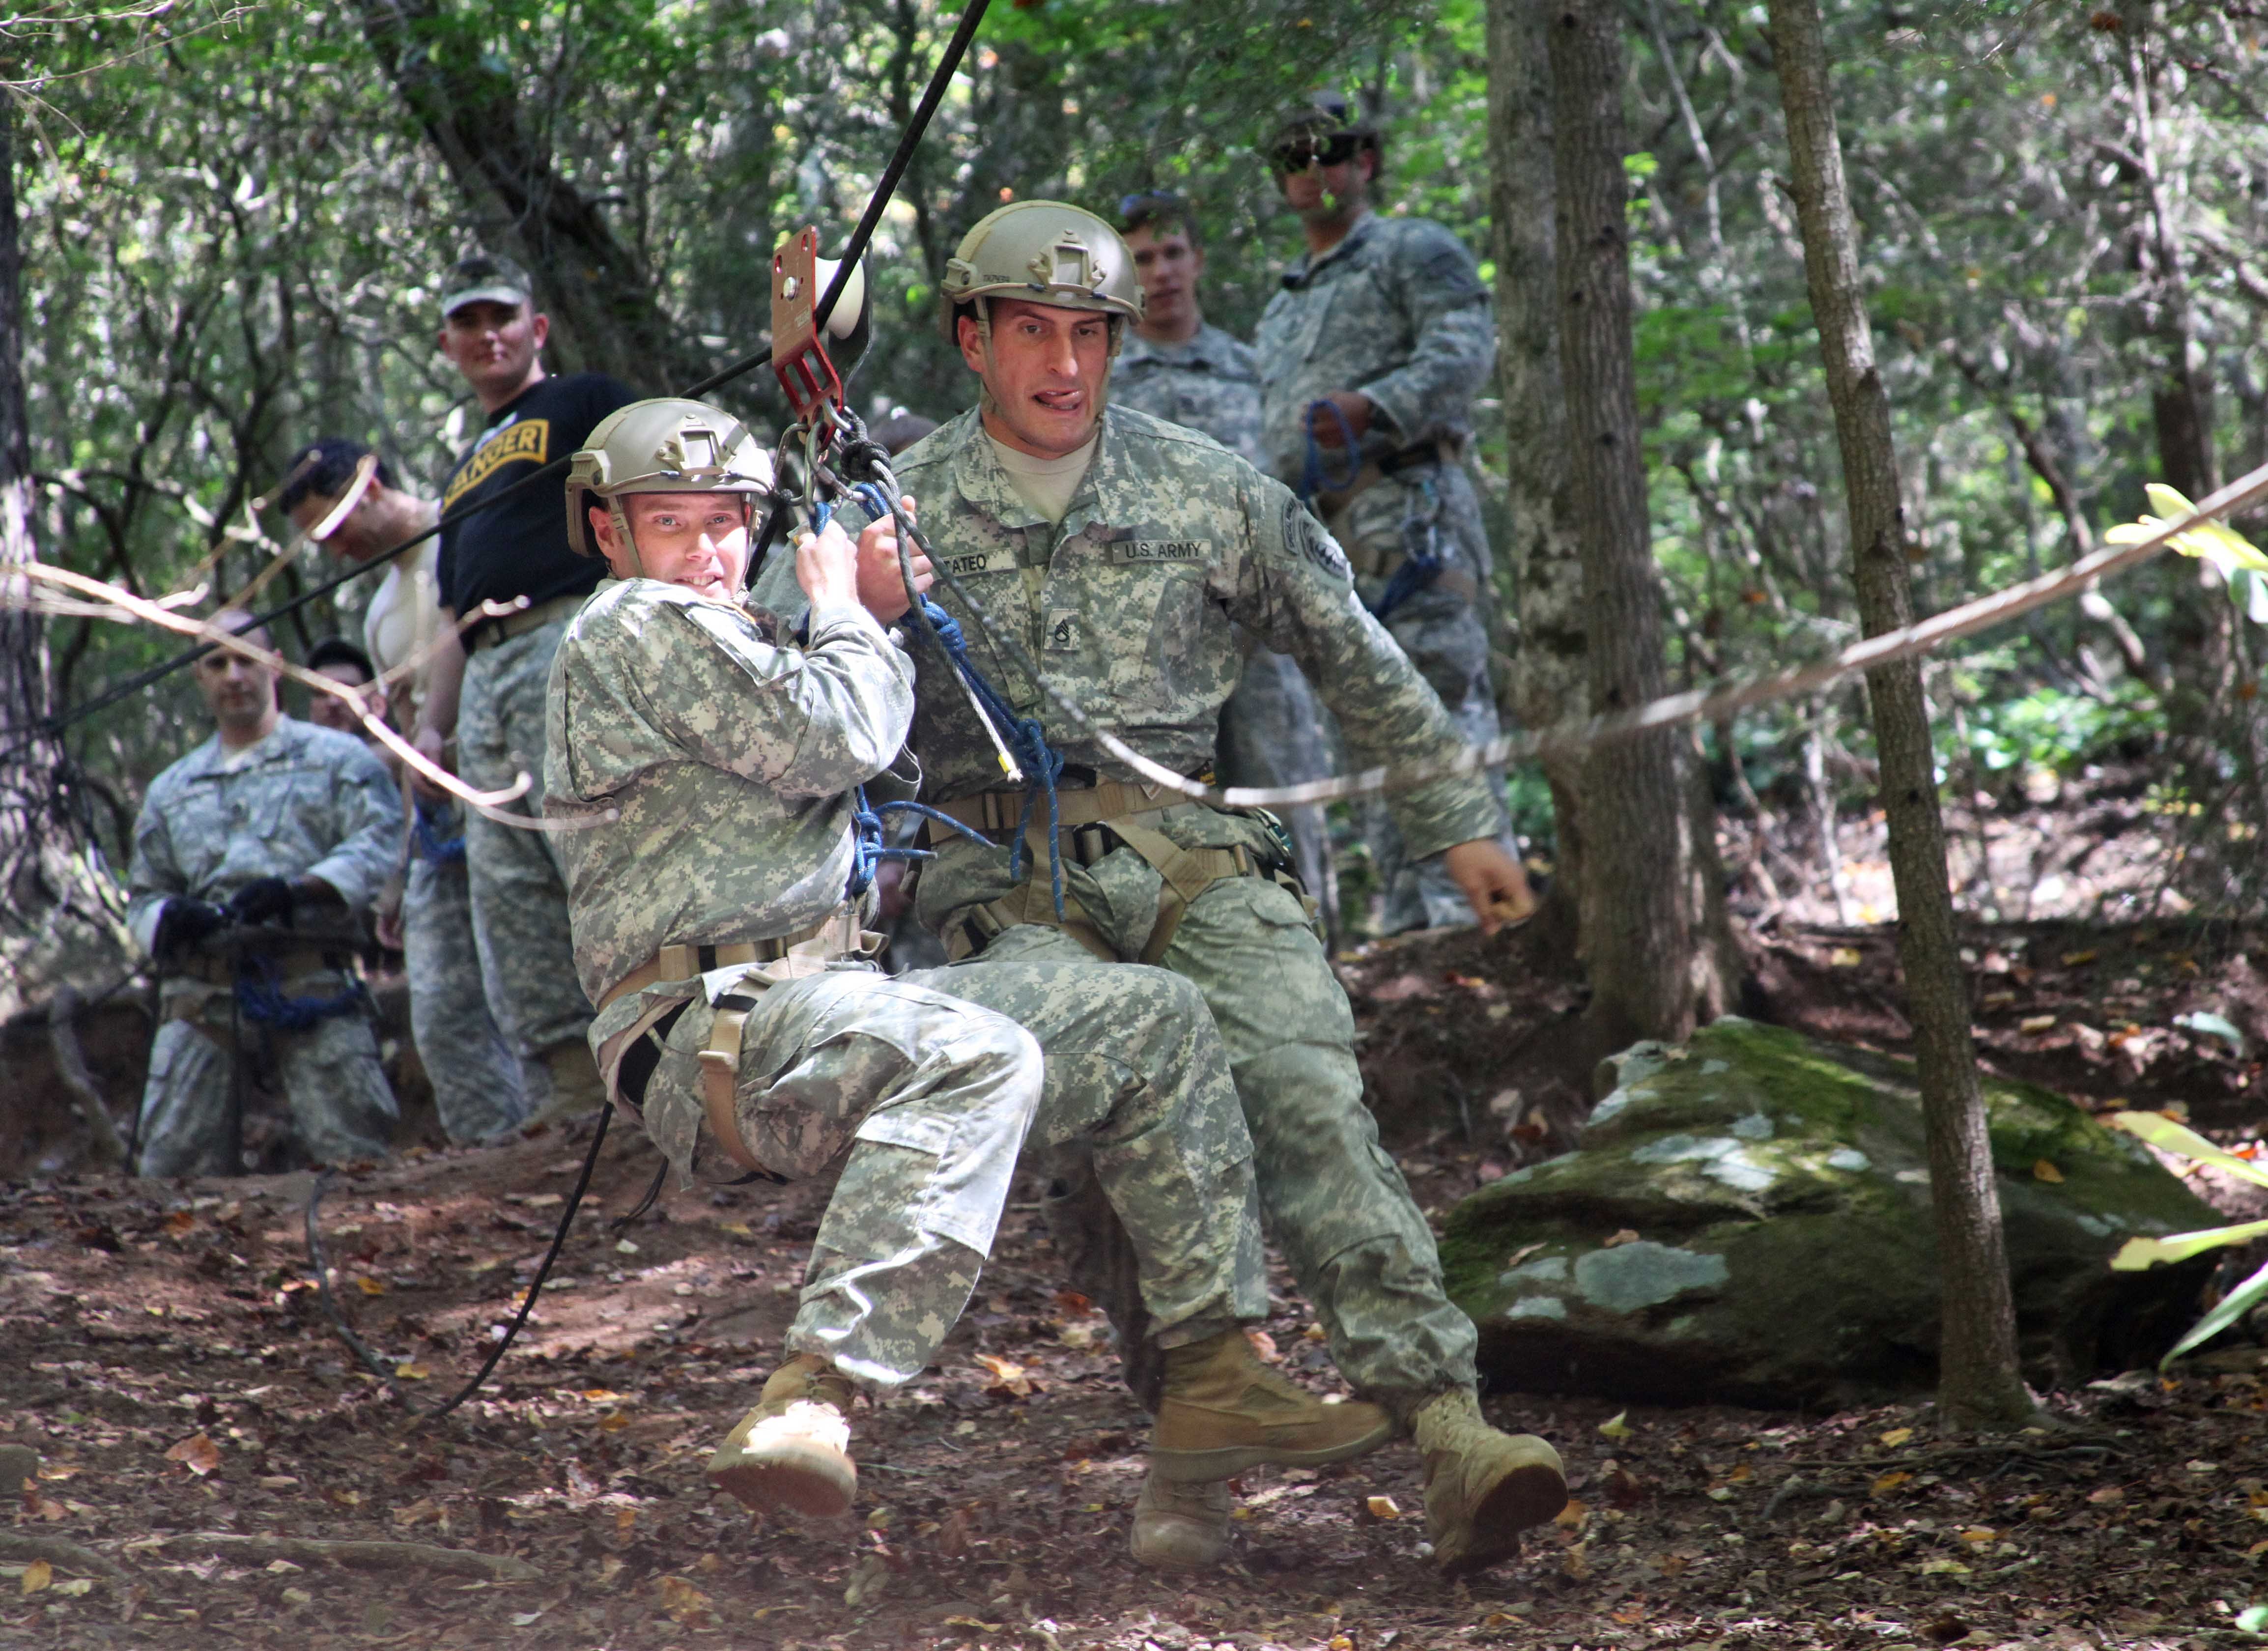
[1113, 323, 1265, 469]
[126, 716, 399, 960]
[757, 405, 1500, 860]
[1253, 210, 1496, 487]
[542, 579, 911, 1016]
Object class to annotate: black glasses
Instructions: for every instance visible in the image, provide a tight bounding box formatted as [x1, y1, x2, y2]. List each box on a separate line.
[1271, 133, 1361, 172]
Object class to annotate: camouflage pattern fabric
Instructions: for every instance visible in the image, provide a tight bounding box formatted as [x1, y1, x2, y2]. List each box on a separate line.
[139, 981, 397, 1175]
[545, 576, 1265, 1388]
[126, 717, 402, 1172]
[1115, 324, 1336, 908]
[1253, 210, 1513, 933]
[456, 617, 595, 1065]
[401, 826, 527, 1142]
[1113, 323, 1267, 470]
[637, 961, 1264, 1385]
[754, 407, 1494, 1417]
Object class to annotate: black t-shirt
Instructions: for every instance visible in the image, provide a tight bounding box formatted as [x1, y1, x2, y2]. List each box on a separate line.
[436, 371, 635, 633]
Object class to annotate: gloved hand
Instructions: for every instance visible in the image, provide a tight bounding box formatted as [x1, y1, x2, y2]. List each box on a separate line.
[225, 876, 297, 926]
[152, 898, 228, 962]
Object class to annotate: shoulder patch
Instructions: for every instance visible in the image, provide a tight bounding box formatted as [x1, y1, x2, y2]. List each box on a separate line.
[1285, 498, 1353, 583]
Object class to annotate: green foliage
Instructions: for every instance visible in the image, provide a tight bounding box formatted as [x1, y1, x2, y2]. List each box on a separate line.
[2105, 1111, 2268, 1369]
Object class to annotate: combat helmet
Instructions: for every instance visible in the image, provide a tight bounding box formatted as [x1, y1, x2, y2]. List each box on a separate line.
[938, 199, 1144, 346]
[565, 397, 774, 562]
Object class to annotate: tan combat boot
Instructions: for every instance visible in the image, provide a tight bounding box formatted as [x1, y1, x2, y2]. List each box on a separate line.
[1149, 1330, 1394, 1482]
[706, 1353, 858, 1517]
[1411, 1388, 1567, 1576]
[1129, 1471, 1232, 1572]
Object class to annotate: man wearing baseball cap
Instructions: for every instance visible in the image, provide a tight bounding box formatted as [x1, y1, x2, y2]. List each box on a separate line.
[407, 252, 634, 1124]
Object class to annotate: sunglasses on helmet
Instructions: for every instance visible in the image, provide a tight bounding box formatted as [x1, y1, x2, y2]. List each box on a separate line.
[1272, 133, 1363, 172]
[1118, 190, 1187, 222]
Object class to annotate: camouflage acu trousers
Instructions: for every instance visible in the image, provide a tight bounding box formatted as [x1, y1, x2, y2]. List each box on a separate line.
[457, 618, 595, 1066]
[402, 830, 527, 1142]
[138, 975, 398, 1176]
[630, 962, 1264, 1387]
[1332, 461, 1514, 935]
[921, 811, 1481, 1421]
[1217, 638, 1335, 918]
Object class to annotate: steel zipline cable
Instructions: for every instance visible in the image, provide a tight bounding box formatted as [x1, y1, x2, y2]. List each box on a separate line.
[14, 0, 992, 766]
[257, 0, 996, 1424]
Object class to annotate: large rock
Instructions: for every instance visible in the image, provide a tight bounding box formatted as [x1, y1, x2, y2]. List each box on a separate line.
[1439, 1017, 2219, 1408]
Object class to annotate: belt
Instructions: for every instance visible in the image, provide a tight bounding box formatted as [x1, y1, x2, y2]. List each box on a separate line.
[939, 801, 1312, 968]
[595, 907, 867, 1012]
[471, 592, 585, 653]
[934, 777, 1187, 837]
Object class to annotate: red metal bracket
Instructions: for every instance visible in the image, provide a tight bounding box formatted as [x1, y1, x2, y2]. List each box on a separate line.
[771, 228, 845, 428]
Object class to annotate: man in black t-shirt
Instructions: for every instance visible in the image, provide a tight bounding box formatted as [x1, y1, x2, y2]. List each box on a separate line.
[409, 253, 634, 1123]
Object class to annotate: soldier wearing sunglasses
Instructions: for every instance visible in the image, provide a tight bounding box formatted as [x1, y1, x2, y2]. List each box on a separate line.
[1254, 91, 1526, 937]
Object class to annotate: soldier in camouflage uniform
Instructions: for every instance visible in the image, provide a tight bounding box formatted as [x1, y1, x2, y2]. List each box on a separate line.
[128, 611, 401, 1176]
[283, 439, 529, 1142]
[1253, 92, 1519, 935]
[757, 203, 1560, 1576]
[546, 398, 1391, 1523]
[1114, 193, 1336, 917]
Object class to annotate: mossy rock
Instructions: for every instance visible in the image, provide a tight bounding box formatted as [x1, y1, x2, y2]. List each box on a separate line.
[1440, 1017, 2218, 1408]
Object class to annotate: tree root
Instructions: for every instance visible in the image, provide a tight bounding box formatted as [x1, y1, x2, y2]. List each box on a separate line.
[0, 1530, 133, 1584]
[154, 1533, 540, 1582]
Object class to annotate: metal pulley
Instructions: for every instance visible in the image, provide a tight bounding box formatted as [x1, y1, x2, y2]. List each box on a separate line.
[770, 228, 869, 429]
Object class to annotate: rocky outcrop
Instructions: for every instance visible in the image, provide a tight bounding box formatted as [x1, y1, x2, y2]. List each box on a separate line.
[1439, 1018, 2219, 1407]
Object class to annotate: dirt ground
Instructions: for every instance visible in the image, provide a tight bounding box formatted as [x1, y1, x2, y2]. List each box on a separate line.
[7, 898, 2268, 1650]
[8, 764, 2268, 1647]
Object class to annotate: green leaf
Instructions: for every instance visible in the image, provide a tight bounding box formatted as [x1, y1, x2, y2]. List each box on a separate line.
[2108, 1111, 2268, 1189]
[2176, 1012, 2248, 1057]
[2111, 1217, 2268, 1271]
[2240, 1603, 2268, 1636]
[2162, 1255, 2268, 1369]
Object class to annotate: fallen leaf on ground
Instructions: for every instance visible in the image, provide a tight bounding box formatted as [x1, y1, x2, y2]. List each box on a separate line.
[1829, 947, 1862, 967]
[354, 1276, 387, 1296]
[658, 1575, 714, 1624]
[2087, 1485, 2125, 1505]
[1872, 1472, 1913, 1494]
[1598, 1410, 1633, 1441]
[2019, 1015, 2058, 1035]
[1878, 1426, 1915, 1448]
[1554, 1498, 1589, 1528]
[1246, 1329, 1281, 1363]
[1604, 1229, 1640, 1248]
[1365, 1495, 1401, 1519]
[165, 1433, 221, 1476]
[19, 1560, 51, 1595]
[2033, 1159, 2065, 1183]
[395, 1362, 430, 1380]
[973, 1353, 1036, 1397]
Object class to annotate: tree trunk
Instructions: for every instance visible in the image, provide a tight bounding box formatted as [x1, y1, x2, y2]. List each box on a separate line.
[1544, 0, 1732, 1046]
[1486, 0, 1588, 952]
[355, 0, 692, 395]
[0, 101, 130, 1026]
[1766, 0, 2035, 1430]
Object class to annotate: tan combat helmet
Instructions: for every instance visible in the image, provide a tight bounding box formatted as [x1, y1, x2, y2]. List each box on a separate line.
[938, 199, 1144, 347]
[565, 397, 774, 571]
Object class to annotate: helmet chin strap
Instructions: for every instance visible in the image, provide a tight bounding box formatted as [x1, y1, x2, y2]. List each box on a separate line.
[607, 499, 646, 580]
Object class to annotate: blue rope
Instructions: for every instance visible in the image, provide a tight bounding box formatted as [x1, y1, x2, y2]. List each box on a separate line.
[1298, 399, 1364, 505]
[819, 477, 1073, 917]
[234, 954, 368, 1032]
[412, 800, 465, 864]
[845, 789, 995, 897]
[1370, 547, 1445, 623]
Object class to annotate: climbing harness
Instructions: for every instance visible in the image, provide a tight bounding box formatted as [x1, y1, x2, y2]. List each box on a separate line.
[231, 951, 369, 1032]
[1370, 471, 1447, 624]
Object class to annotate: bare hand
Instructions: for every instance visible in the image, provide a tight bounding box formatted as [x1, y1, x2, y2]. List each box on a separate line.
[1307, 392, 1374, 449]
[795, 518, 863, 611]
[407, 723, 452, 803]
[1441, 839, 1537, 936]
[375, 887, 405, 950]
[853, 497, 933, 623]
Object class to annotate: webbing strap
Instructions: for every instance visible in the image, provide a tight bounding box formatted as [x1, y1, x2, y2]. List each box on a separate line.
[699, 996, 767, 1174]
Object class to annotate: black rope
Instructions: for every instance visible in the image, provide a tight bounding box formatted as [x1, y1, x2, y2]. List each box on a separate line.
[422, 1104, 612, 1425]
[612, 1158, 668, 1229]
